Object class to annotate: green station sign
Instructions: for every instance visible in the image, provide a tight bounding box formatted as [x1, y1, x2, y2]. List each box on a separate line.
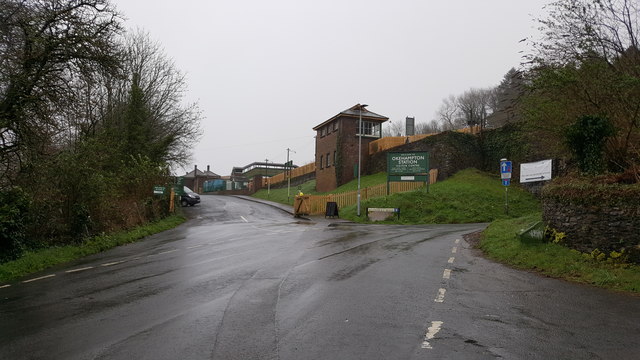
[387, 152, 429, 182]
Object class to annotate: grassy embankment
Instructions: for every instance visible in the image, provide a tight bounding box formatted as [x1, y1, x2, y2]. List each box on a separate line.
[339, 169, 538, 223]
[252, 169, 640, 293]
[0, 215, 186, 283]
[482, 215, 640, 293]
[252, 172, 388, 205]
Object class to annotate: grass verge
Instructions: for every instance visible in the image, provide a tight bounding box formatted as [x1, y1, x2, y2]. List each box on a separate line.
[252, 173, 391, 206]
[479, 213, 640, 293]
[0, 215, 186, 283]
[340, 169, 540, 224]
[252, 180, 318, 205]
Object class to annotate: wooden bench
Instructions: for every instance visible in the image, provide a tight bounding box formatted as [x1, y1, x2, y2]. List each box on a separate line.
[366, 207, 400, 221]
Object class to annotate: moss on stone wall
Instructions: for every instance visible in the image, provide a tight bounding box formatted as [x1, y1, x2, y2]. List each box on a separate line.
[542, 182, 640, 207]
[542, 182, 640, 262]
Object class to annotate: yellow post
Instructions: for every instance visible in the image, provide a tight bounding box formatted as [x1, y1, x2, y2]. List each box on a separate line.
[169, 187, 175, 213]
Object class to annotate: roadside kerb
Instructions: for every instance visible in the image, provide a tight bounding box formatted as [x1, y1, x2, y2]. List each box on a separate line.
[231, 195, 295, 216]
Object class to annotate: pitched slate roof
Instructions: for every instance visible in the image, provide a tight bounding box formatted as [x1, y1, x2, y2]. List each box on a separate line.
[184, 169, 220, 178]
[183, 169, 205, 179]
[313, 104, 389, 130]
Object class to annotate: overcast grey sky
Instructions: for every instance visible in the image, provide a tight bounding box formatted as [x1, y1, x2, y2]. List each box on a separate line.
[112, 0, 550, 176]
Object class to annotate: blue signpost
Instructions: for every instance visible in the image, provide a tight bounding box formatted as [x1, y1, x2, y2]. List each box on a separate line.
[500, 160, 512, 182]
[500, 159, 512, 214]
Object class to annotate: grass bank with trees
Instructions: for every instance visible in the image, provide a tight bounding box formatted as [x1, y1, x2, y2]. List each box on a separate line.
[1, 1, 201, 264]
[0, 215, 185, 283]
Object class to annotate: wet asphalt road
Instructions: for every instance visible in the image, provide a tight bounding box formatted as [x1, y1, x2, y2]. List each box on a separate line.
[1, 195, 639, 360]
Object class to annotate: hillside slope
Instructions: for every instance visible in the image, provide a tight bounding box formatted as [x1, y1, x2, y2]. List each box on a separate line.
[340, 169, 540, 224]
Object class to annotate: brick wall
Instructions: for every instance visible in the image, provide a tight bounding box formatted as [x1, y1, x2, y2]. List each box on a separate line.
[315, 116, 382, 192]
[315, 120, 339, 192]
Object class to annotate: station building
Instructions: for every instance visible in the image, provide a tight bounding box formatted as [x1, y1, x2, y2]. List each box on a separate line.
[313, 104, 389, 192]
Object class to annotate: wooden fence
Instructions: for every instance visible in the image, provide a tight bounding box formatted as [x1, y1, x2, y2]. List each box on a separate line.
[368, 134, 435, 155]
[368, 137, 407, 155]
[264, 127, 478, 187]
[301, 169, 438, 215]
[455, 125, 481, 135]
[367, 127, 481, 155]
[262, 162, 315, 187]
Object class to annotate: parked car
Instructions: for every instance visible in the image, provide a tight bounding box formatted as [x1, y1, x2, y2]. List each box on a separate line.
[180, 186, 200, 207]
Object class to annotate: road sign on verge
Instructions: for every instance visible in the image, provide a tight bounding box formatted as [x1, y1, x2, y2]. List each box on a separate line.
[500, 159, 512, 214]
[500, 160, 512, 174]
[520, 159, 552, 183]
[500, 160, 512, 179]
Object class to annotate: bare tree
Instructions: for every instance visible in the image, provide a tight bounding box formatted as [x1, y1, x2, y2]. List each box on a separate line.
[435, 95, 463, 130]
[415, 119, 441, 134]
[0, 0, 122, 185]
[101, 30, 202, 165]
[457, 88, 496, 131]
[525, 0, 640, 169]
[529, 0, 639, 67]
[383, 119, 405, 137]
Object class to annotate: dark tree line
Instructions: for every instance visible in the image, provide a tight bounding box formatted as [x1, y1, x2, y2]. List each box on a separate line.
[0, 0, 201, 261]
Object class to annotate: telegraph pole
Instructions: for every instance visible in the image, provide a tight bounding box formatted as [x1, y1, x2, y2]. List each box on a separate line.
[357, 104, 368, 216]
[265, 159, 270, 197]
[286, 148, 295, 202]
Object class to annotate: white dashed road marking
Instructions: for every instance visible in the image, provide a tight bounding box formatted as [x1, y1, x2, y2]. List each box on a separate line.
[421, 321, 444, 349]
[65, 266, 94, 273]
[0, 284, 11, 289]
[23, 274, 55, 283]
[101, 260, 126, 267]
[443, 269, 451, 279]
[187, 244, 204, 249]
[422, 239, 463, 349]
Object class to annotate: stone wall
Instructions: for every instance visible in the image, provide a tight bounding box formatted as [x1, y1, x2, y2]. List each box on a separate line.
[367, 131, 482, 181]
[542, 184, 640, 262]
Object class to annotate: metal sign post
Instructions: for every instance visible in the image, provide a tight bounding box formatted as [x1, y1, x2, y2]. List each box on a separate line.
[500, 158, 512, 215]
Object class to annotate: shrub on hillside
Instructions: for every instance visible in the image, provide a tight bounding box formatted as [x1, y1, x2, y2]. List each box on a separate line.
[0, 187, 31, 262]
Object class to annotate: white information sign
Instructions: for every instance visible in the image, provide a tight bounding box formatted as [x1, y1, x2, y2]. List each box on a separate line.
[520, 159, 552, 183]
